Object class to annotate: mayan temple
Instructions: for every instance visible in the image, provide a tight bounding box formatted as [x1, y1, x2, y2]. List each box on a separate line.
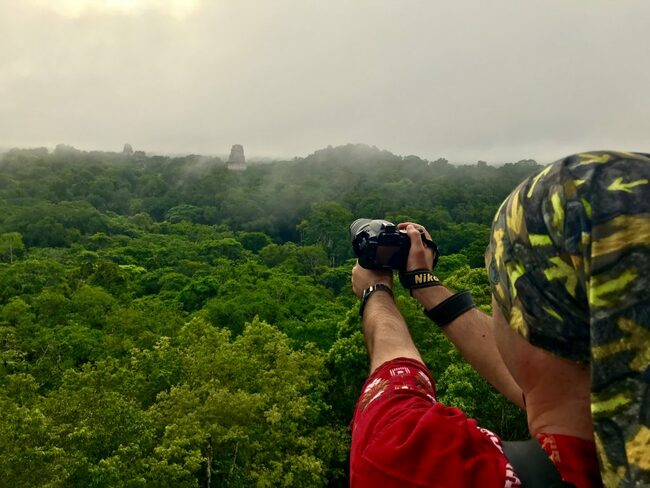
[227, 144, 246, 171]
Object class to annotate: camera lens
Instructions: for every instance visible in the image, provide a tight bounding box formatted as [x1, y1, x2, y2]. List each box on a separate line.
[350, 218, 372, 240]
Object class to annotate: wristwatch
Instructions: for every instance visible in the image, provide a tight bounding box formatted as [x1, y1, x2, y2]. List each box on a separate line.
[359, 284, 394, 316]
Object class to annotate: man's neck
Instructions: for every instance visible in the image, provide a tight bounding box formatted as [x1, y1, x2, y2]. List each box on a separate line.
[526, 392, 595, 440]
[523, 357, 594, 441]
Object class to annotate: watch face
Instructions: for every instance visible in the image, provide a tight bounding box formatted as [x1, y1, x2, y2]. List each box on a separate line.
[360, 284, 392, 316]
[363, 286, 374, 299]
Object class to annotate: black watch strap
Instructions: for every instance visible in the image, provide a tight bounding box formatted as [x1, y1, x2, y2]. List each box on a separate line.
[399, 269, 442, 290]
[425, 290, 476, 326]
[359, 284, 394, 316]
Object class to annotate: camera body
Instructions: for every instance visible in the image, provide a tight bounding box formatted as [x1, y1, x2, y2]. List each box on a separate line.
[350, 218, 438, 271]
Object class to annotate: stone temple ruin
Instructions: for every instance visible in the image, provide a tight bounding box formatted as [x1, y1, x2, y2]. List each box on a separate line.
[227, 144, 246, 171]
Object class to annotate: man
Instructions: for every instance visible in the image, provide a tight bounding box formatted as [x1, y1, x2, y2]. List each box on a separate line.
[350, 151, 649, 487]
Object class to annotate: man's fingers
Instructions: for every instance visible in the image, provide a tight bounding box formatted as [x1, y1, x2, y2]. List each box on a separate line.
[405, 224, 425, 249]
[398, 221, 433, 241]
[398, 222, 435, 271]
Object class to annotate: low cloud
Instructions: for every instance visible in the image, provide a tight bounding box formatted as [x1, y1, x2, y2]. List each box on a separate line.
[25, 0, 201, 19]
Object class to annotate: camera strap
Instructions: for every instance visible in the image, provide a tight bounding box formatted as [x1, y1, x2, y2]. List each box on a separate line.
[399, 269, 442, 290]
[425, 290, 476, 327]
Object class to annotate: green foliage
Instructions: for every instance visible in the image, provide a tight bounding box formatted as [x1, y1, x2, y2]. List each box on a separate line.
[437, 362, 528, 441]
[444, 266, 493, 309]
[69, 285, 117, 328]
[199, 238, 246, 263]
[1, 297, 34, 327]
[0, 145, 536, 486]
[177, 275, 221, 312]
[434, 253, 469, 280]
[238, 231, 273, 253]
[166, 204, 205, 224]
[0, 232, 25, 263]
[0, 319, 348, 487]
[298, 202, 353, 265]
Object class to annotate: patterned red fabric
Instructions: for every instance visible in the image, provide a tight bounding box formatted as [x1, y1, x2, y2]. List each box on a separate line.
[350, 357, 602, 488]
[350, 357, 521, 487]
[535, 433, 603, 488]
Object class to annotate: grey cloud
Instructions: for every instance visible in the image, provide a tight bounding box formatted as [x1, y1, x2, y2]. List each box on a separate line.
[1, 0, 648, 163]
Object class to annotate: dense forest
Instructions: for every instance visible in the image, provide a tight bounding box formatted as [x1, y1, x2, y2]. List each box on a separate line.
[0, 144, 542, 487]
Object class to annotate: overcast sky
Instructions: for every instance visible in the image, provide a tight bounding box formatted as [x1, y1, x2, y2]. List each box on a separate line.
[1, 0, 648, 163]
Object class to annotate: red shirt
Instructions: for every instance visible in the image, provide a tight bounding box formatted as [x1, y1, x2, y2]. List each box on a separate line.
[536, 433, 602, 488]
[350, 357, 602, 488]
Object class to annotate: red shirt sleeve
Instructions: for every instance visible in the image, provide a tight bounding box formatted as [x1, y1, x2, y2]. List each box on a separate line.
[350, 357, 521, 488]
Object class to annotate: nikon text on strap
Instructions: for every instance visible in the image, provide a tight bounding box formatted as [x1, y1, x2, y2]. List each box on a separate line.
[399, 269, 442, 290]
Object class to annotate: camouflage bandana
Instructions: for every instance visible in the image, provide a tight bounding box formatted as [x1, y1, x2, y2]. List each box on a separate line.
[486, 151, 650, 486]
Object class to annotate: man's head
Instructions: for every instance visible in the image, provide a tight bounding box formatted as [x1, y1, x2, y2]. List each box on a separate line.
[484, 151, 650, 485]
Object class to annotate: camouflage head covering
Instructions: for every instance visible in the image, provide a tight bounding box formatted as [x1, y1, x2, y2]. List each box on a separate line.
[485, 151, 650, 486]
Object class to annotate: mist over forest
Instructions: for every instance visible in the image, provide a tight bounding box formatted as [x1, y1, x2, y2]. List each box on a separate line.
[0, 143, 540, 486]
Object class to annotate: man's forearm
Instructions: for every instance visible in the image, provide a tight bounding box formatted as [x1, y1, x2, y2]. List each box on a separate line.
[412, 286, 524, 408]
[362, 293, 423, 373]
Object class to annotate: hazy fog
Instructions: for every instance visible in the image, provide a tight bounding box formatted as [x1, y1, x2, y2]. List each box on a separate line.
[1, 0, 649, 163]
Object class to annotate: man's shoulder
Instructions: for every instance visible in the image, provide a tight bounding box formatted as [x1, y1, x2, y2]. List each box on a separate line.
[351, 358, 520, 488]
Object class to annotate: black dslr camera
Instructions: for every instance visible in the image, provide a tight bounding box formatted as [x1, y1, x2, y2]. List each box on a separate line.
[350, 219, 438, 271]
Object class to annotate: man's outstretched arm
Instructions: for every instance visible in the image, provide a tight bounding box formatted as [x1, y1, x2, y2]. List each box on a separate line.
[399, 223, 524, 409]
[412, 284, 524, 408]
[351, 265, 422, 373]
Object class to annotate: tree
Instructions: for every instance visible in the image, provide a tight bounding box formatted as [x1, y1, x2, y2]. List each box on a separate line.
[69, 285, 117, 328]
[437, 362, 527, 441]
[298, 202, 353, 266]
[199, 238, 245, 263]
[166, 204, 204, 224]
[435, 253, 469, 280]
[0, 232, 25, 263]
[444, 266, 492, 309]
[1, 297, 34, 327]
[238, 232, 273, 253]
[177, 276, 220, 312]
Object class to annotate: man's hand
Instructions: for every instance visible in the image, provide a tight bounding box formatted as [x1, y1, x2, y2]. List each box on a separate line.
[397, 222, 437, 271]
[397, 222, 447, 310]
[352, 263, 393, 298]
